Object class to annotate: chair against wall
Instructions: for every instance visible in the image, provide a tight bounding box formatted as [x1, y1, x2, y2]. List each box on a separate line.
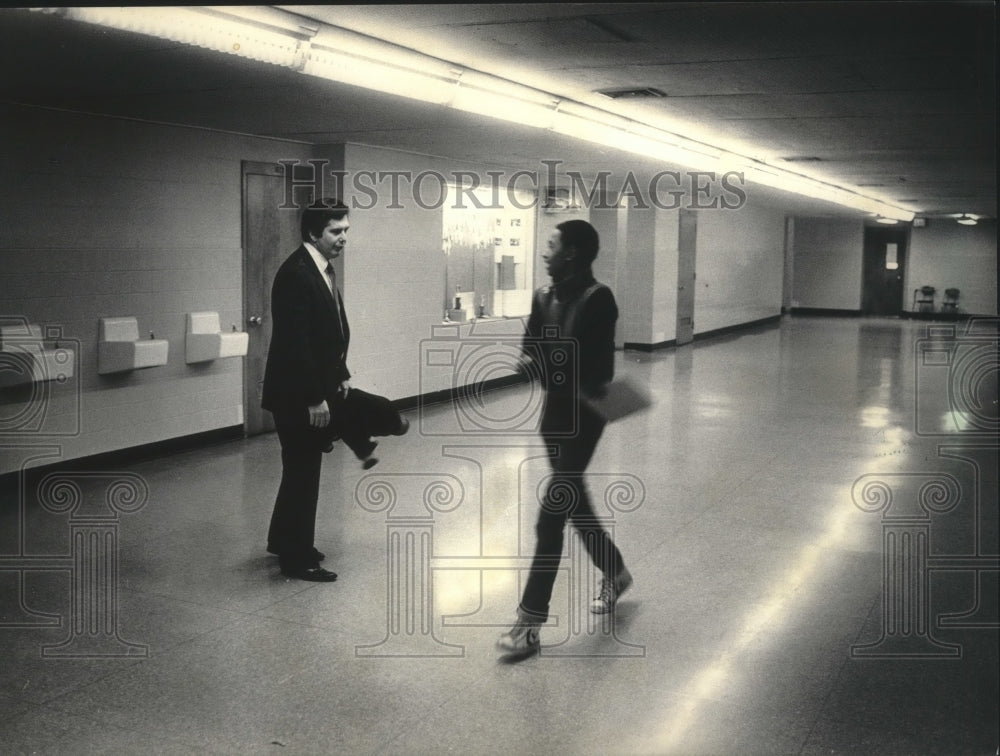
[912, 285, 936, 312]
[941, 288, 960, 312]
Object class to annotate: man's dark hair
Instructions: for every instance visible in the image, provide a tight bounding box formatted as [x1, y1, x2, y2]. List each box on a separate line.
[556, 219, 600, 265]
[301, 198, 349, 242]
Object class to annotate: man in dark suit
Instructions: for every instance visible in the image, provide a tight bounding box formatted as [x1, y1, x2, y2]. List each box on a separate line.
[261, 199, 352, 582]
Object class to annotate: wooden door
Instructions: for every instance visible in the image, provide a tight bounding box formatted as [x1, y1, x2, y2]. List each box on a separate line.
[242, 161, 314, 435]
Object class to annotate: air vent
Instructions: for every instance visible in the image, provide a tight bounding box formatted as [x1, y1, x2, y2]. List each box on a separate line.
[596, 87, 667, 99]
[779, 156, 823, 163]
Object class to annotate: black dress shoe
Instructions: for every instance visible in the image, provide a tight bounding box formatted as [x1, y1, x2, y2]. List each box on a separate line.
[281, 565, 338, 582]
[393, 416, 410, 436]
[267, 545, 326, 562]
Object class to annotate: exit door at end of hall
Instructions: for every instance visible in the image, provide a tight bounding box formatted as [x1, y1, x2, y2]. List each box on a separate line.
[862, 225, 909, 316]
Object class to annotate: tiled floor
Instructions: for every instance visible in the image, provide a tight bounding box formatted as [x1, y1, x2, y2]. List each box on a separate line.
[1, 315, 997, 754]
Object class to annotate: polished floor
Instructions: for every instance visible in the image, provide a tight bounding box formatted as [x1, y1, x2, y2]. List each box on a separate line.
[1, 316, 997, 755]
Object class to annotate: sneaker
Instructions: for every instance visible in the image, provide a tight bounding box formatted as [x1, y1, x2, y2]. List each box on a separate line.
[496, 617, 541, 659]
[590, 566, 633, 614]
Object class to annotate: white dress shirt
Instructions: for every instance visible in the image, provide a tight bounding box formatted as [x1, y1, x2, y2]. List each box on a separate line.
[304, 242, 336, 294]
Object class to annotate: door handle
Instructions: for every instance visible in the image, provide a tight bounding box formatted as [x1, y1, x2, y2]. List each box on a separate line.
[248, 316, 263, 326]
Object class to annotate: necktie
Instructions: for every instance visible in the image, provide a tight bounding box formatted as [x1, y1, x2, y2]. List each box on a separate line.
[325, 262, 345, 333]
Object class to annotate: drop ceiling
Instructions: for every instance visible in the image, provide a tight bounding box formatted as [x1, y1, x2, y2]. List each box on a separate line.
[1, 3, 995, 219]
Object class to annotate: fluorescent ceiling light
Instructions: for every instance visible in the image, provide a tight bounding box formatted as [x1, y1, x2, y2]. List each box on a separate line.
[450, 85, 558, 130]
[48, 6, 915, 221]
[304, 45, 456, 105]
[59, 6, 312, 67]
[956, 214, 978, 226]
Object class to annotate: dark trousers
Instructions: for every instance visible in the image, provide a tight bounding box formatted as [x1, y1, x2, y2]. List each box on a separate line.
[519, 392, 625, 621]
[267, 389, 403, 567]
[267, 413, 325, 570]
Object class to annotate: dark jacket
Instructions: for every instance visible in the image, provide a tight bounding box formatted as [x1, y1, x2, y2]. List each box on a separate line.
[261, 245, 351, 415]
[523, 270, 618, 399]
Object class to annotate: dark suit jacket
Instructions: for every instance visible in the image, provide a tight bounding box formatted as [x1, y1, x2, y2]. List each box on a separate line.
[261, 245, 351, 417]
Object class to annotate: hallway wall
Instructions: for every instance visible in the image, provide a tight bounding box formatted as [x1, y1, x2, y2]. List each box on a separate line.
[0, 103, 313, 475]
[695, 202, 786, 333]
[791, 218, 865, 311]
[907, 220, 998, 316]
[1, 106, 994, 475]
[336, 144, 451, 401]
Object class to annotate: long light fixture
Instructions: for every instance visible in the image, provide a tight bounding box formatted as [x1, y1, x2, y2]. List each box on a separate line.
[47, 6, 915, 221]
[50, 6, 315, 67]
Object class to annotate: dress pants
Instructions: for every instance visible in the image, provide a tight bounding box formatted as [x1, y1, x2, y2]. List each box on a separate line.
[519, 391, 625, 621]
[267, 412, 327, 571]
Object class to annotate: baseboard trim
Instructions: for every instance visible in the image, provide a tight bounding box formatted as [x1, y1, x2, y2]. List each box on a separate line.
[790, 307, 863, 317]
[789, 308, 988, 321]
[393, 373, 528, 412]
[693, 315, 782, 342]
[0, 425, 245, 491]
[624, 315, 783, 351]
[1, 377, 538, 486]
[623, 339, 677, 351]
[900, 310, 979, 321]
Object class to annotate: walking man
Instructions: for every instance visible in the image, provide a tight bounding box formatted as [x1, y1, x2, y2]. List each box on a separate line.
[497, 219, 632, 658]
